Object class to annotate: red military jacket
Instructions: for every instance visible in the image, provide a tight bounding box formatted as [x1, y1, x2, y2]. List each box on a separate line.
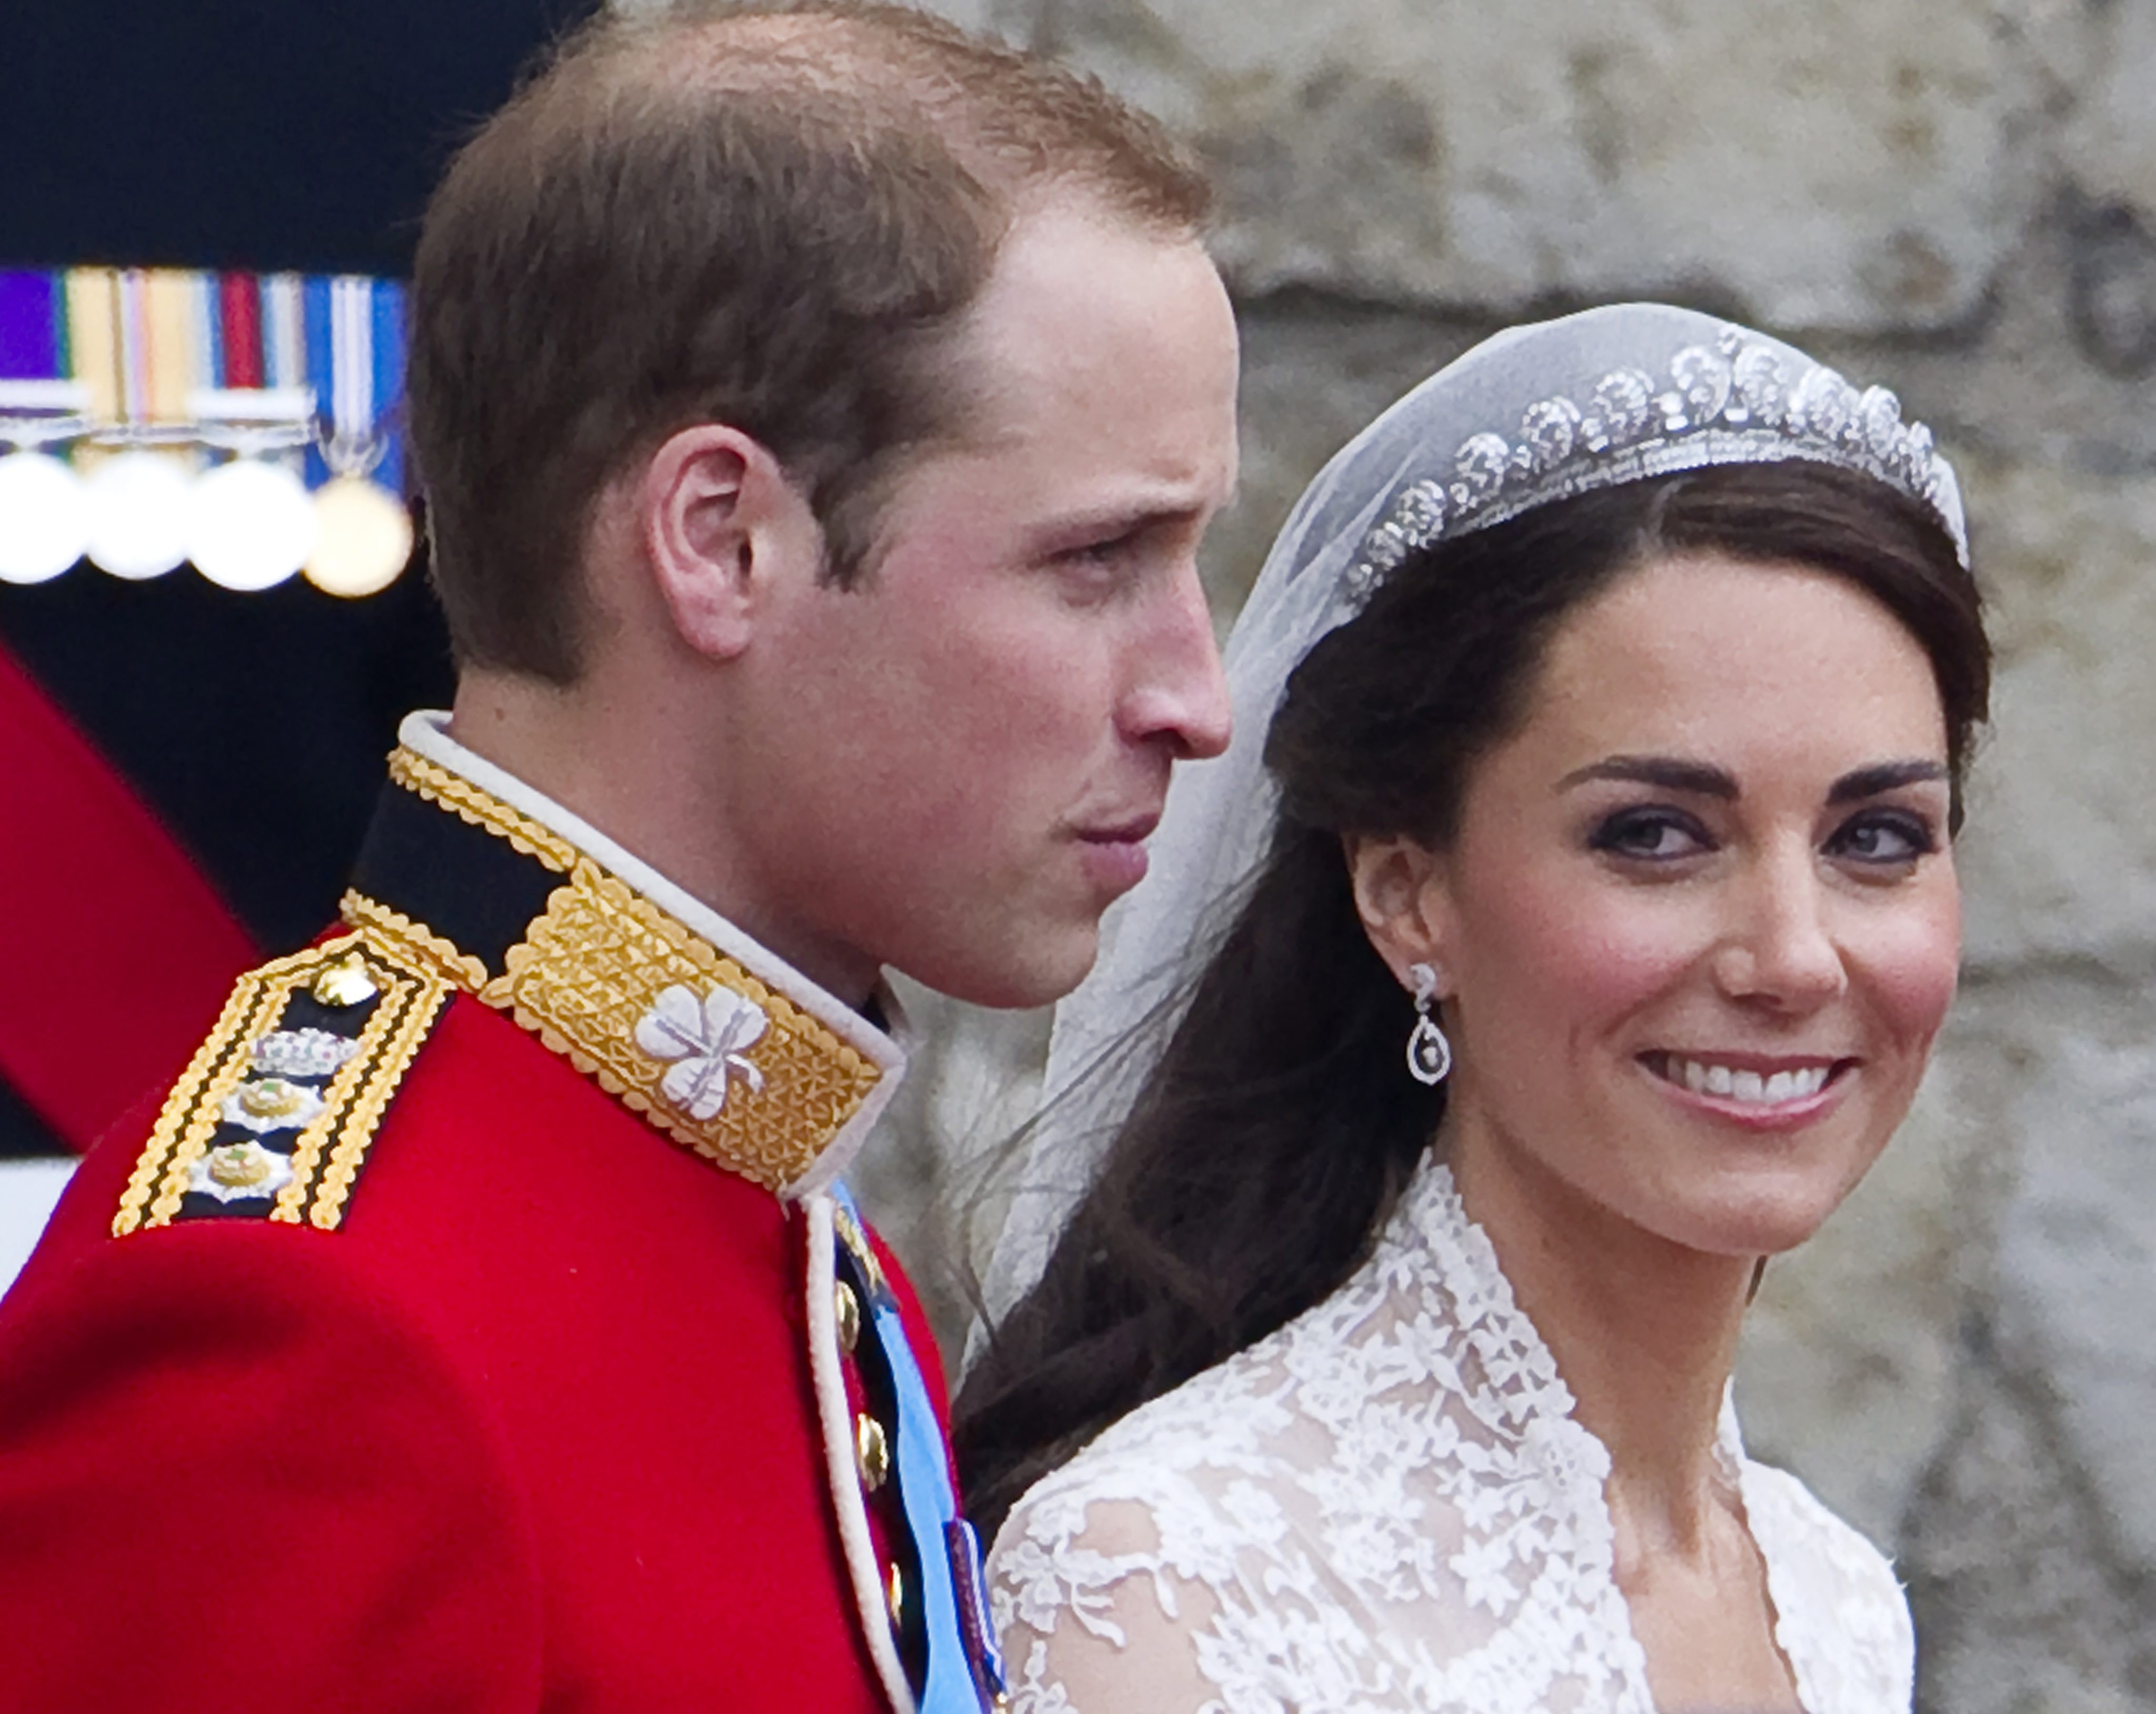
[0, 714, 1005, 1712]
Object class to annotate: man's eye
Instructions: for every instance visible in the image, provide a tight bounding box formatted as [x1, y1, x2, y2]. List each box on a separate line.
[1047, 533, 1149, 607]
[1828, 811, 1937, 865]
[1059, 531, 1138, 569]
[1588, 808, 1711, 861]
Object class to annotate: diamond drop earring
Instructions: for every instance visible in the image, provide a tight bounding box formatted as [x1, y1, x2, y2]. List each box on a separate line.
[1404, 961, 1452, 1087]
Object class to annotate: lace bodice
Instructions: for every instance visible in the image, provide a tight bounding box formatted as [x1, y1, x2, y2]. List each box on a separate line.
[987, 1158, 1913, 1713]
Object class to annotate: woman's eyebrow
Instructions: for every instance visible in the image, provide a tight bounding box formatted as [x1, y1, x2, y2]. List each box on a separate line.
[1827, 759, 1950, 803]
[1556, 756, 1738, 798]
[1554, 755, 1949, 803]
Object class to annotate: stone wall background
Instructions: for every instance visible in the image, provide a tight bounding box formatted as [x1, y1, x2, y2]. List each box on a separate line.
[839, 3, 2156, 1708]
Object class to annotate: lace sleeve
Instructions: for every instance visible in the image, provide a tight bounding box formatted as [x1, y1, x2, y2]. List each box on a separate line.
[992, 1486, 1232, 1714]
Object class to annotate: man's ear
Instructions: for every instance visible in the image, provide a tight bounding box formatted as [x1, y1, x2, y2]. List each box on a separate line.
[636, 424, 822, 661]
[1344, 832, 1456, 1000]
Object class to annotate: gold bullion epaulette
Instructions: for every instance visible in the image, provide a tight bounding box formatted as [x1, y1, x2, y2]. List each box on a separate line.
[113, 932, 452, 1236]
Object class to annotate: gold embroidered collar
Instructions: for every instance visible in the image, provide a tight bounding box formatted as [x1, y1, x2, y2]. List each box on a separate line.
[339, 717, 901, 1199]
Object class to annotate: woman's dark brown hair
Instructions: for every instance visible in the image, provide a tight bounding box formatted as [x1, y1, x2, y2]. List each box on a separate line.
[955, 459, 1989, 1539]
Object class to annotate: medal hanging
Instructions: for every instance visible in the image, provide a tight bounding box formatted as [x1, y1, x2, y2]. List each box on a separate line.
[0, 274, 90, 585]
[305, 275, 413, 598]
[0, 265, 412, 595]
[74, 270, 188, 582]
[188, 272, 316, 593]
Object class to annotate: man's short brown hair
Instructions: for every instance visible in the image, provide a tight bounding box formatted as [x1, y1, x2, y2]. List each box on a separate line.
[407, 1, 1211, 683]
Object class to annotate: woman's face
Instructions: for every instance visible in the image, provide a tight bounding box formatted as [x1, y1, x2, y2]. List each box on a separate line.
[1405, 551, 1961, 1260]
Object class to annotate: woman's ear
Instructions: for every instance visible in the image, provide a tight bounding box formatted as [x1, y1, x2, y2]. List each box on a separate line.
[1344, 833, 1455, 999]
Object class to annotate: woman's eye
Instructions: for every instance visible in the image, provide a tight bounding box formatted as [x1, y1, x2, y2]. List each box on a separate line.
[1588, 808, 1711, 861]
[1828, 811, 1937, 866]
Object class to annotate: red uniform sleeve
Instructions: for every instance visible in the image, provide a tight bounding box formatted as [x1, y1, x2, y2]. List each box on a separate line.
[0, 1229, 543, 1713]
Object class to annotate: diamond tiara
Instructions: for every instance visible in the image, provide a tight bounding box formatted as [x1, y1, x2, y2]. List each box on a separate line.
[1345, 323, 1967, 601]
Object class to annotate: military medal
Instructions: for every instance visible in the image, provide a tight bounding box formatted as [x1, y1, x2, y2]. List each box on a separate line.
[0, 373, 91, 585]
[307, 472, 413, 597]
[186, 451, 317, 591]
[305, 276, 412, 597]
[0, 266, 413, 594]
[0, 282, 91, 583]
[85, 449, 192, 580]
[81, 271, 192, 580]
[0, 447, 89, 584]
[187, 271, 318, 592]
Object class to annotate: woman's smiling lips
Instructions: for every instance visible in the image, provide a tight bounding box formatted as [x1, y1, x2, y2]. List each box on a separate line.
[1636, 1049, 1857, 1131]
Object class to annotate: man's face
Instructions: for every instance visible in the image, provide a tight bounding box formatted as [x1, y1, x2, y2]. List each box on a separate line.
[727, 197, 1241, 1007]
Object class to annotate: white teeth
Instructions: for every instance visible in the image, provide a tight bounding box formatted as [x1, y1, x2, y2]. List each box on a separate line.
[1664, 1057, 1832, 1105]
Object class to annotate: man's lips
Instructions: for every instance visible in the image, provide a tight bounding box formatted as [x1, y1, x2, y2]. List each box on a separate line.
[1074, 811, 1162, 847]
[1072, 812, 1162, 895]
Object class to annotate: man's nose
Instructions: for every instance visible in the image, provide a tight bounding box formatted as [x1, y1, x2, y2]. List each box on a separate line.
[1119, 562, 1232, 761]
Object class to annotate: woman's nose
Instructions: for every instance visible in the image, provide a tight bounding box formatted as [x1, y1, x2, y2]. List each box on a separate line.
[1710, 851, 1848, 1013]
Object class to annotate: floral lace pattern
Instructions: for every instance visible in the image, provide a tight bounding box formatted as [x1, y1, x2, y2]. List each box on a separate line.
[987, 1158, 1913, 1713]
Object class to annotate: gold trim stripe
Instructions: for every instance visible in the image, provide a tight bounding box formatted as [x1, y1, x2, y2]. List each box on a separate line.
[115, 968, 288, 1236]
[341, 889, 490, 991]
[115, 934, 451, 1237]
[386, 744, 577, 874]
[305, 976, 447, 1231]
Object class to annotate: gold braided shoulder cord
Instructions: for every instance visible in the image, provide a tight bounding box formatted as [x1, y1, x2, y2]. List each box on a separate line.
[114, 933, 450, 1237]
[114, 961, 296, 1236]
[305, 971, 450, 1231]
[386, 745, 577, 875]
[340, 889, 490, 992]
[262, 948, 450, 1229]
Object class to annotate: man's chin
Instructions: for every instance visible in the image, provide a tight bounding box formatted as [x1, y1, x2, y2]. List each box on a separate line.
[897, 924, 1101, 1012]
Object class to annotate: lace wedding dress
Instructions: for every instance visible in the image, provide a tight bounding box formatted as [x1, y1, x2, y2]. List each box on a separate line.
[987, 1156, 1913, 1713]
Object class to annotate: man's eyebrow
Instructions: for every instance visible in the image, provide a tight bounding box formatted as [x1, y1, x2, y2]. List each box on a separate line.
[1826, 759, 1950, 803]
[1556, 756, 1739, 799]
[1030, 494, 1216, 547]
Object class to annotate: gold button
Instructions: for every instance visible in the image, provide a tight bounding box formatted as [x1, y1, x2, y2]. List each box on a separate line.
[206, 1143, 273, 1190]
[833, 1208, 886, 1294]
[833, 1281, 861, 1354]
[885, 1561, 905, 1628]
[855, 1413, 890, 1491]
[312, 955, 378, 1008]
[234, 1078, 308, 1120]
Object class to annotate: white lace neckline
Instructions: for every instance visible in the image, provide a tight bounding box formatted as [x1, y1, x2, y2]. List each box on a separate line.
[989, 1154, 1913, 1713]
